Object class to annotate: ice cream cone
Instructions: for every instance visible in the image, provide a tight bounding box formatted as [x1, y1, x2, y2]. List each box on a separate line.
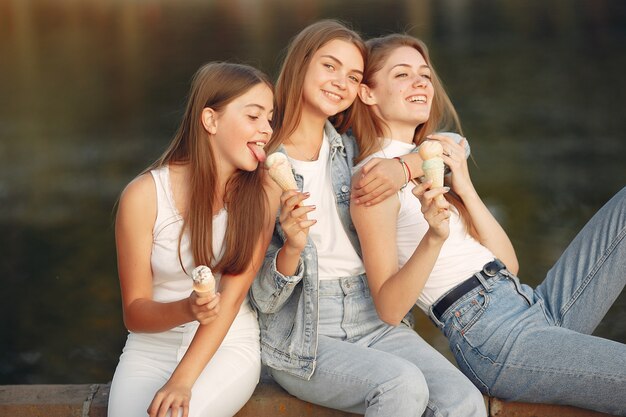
[265, 152, 297, 191]
[419, 141, 445, 203]
[191, 265, 216, 297]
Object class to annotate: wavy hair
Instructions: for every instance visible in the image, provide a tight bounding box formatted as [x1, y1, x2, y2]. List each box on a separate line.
[352, 34, 476, 237]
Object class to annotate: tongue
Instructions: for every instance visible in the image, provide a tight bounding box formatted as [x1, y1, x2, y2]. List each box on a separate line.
[248, 143, 267, 163]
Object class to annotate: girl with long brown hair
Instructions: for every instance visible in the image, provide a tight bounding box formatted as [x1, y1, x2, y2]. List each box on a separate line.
[352, 33, 626, 415]
[250, 20, 483, 417]
[108, 62, 277, 417]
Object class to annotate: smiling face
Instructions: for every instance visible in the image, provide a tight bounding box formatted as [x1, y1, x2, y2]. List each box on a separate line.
[361, 46, 434, 141]
[207, 82, 274, 174]
[301, 39, 364, 120]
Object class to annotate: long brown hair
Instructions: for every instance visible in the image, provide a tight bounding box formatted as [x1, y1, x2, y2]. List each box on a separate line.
[353, 34, 462, 163]
[146, 62, 271, 275]
[265, 19, 366, 154]
[352, 34, 476, 237]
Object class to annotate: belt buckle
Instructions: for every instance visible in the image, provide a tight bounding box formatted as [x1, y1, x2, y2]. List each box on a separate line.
[482, 260, 501, 277]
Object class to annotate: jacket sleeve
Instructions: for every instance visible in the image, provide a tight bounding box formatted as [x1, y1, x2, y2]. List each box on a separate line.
[249, 220, 305, 314]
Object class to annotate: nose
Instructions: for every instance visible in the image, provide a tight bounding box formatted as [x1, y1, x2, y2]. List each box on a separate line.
[332, 74, 347, 90]
[412, 75, 428, 87]
[261, 119, 273, 135]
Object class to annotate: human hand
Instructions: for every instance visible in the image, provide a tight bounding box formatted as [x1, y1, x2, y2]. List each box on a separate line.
[188, 291, 220, 325]
[412, 180, 451, 241]
[279, 190, 316, 252]
[428, 134, 474, 198]
[148, 382, 191, 417]
[352, 157, 405, 206]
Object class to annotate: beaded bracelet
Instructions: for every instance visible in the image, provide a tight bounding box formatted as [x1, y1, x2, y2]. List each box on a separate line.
[393, 157, 411, 189]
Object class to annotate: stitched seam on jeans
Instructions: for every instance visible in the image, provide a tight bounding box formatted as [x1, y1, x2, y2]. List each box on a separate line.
[492, 360, 626, 382]
[450, 290, 490, 334]
[557, 223, 626, 325]
[455, 344, 492, 396]
[425, 400, 443, 417]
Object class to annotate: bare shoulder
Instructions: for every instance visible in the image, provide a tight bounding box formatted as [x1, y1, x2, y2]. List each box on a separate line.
[117, 173, 157, 224]
[351, 191, 400, 218]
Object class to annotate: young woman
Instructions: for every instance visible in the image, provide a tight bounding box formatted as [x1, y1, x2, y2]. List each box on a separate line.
[351, 33, 626, 415]
[249, 20, 486, 417]
[108, 62, 277, 417]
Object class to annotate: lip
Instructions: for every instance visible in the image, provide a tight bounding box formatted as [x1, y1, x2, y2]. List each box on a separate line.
[406, 94, 428, 104]
[321, 89, 343, 102]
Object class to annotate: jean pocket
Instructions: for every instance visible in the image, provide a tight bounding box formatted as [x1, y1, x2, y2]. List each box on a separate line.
[451, 290, 490, 335]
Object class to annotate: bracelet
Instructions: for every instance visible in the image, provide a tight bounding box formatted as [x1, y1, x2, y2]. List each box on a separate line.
[394, 157, 410, 189]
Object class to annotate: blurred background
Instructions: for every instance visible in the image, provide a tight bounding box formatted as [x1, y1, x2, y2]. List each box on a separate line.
[1, 0, 625, 384]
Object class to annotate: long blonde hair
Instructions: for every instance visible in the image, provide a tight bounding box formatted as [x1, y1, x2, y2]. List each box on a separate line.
[265, 19, 366, 153]
[146, 62, 271, 275]
[352, 34, 476, 237]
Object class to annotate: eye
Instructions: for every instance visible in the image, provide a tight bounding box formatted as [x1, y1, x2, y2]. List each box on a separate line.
[248, 115, 259, 121]
[421, 72, 432, 80]
[323, 63, 335, 71]
[395, 73, 408, 78]
[348, 75, 361, 83]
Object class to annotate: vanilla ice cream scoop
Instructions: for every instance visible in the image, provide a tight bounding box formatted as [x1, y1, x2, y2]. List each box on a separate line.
[191, 265, 216, 297]
[418, 140, 444, 160]
[265, 152, 298, 191]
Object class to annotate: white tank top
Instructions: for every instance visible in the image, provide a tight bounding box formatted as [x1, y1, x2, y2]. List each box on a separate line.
[353, 139, 495, 312]
[149, 166, 227, 303]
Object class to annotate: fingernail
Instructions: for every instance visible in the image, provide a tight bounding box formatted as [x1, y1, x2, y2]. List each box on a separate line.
[443, 187, 450, 192]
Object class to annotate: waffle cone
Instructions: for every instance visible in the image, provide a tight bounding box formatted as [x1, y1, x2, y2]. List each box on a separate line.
[191, 265, 216, 297]
[193, 282, 216, 297]
[266, 153, 297, 191]
[422, 157, 445, 203]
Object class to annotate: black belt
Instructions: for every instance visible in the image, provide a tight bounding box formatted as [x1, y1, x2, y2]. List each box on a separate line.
[432, 259, 506, 321]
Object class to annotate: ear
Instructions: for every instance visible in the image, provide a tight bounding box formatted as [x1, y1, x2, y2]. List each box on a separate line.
[358, 83, 377, 106]
[201, 108, 218, 135]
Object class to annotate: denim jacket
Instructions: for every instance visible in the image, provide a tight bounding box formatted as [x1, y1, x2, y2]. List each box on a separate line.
[249, 121, 413, 380]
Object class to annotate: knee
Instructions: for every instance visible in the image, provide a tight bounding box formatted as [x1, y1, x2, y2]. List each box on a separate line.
[377, 366, 429, 410]
[443, 382, 487, 417]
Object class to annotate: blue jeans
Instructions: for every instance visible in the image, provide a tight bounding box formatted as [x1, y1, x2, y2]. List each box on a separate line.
[271, 275, 486, 417]
[429, 187, 626, 415]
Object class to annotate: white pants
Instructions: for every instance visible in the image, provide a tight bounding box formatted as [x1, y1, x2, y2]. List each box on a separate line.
[108, 301, 261, 417]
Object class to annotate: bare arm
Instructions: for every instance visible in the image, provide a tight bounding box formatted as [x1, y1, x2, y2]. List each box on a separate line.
[148, 175, 277, 417]
[115, 174, 217, 333]
[351, 184, 450, 325]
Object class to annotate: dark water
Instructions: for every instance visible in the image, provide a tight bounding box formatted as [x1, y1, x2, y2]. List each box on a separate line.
[1, 0, 625, 384]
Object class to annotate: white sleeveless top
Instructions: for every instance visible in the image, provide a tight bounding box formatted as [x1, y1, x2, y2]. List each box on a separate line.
[353, 139, 495, 312]
[149, 166, 228, 304]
